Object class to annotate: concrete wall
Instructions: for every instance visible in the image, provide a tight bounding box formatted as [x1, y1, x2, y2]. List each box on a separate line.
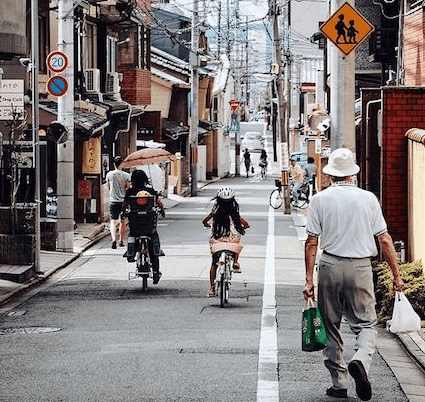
[406, 129, 425, 265]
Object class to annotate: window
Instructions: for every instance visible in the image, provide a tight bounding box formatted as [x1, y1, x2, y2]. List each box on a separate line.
[408, 0, 424, 11]
[106, 36, 118, 73]
[85, 22, 98, 69]
[38, 14, 48, 74]
[138, 25, 151, 70]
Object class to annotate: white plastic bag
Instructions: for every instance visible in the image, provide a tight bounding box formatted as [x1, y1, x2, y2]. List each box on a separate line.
[389, 291, 421, 333]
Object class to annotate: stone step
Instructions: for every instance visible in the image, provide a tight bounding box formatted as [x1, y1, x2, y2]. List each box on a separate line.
[0, 264, 35, 283]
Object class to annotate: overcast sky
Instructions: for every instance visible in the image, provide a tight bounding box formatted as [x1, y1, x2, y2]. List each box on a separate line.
[169, 0, 270, 22]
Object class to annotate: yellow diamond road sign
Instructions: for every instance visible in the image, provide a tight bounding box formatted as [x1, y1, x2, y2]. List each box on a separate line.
[320, 1, 375, 56]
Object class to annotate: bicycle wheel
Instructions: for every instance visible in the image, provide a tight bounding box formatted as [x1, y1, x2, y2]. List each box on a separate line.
[298, 198, 309, 209]
[269, 189, 283, 209]
[219, 274, 225, 308]
[224, 280, 229, 304]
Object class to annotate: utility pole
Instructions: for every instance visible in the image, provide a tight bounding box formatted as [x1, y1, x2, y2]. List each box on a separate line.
[330, 0, 355, 151]
[190, 0, 199, 196]
[234, 0, 241, 177]
[31, 0, 40, 272]
[270, 0, 290, 214]
[245, 16, 249, 121]
[57, 0, 74, 251]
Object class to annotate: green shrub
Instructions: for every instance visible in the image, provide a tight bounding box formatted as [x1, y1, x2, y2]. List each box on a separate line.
[373, 260, 425, 323]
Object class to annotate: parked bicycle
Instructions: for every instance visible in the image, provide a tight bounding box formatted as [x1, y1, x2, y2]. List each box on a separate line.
[215, 249, 234, 307]
[269, 179, 283, 209]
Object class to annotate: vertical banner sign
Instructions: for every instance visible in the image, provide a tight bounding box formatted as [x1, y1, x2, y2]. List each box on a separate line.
[0, 79, 24, 120]
[82, 137, 101, 174]
[77, 180, 92, 200]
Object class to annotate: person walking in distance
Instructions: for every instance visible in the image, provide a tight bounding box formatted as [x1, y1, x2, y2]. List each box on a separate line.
[303, 148, 404, 401]
[243, 148, 251, 177]
[106, 156, 131, 249]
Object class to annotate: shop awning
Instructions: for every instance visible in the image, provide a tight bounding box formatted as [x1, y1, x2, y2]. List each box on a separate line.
[151, 67, 191, 89]
[39, 102, 109, 136]
[162, 120, 189, 140]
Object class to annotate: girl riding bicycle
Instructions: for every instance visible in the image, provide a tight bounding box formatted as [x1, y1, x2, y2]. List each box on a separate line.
[202, 187, 249, 297]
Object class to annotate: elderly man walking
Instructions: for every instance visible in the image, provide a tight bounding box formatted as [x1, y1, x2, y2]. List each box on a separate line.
[303, 148, 404, 401]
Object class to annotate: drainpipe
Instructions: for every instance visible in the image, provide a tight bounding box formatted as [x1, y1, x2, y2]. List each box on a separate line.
[365, 99, 381, 191]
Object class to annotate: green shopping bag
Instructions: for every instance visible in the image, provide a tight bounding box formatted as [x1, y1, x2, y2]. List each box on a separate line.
[302, 298, 328, 352]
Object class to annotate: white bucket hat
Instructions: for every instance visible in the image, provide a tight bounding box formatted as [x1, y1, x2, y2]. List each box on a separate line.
[323, 148, 360, 177]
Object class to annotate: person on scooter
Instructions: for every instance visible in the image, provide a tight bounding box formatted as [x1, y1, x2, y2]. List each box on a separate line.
[123, 169, 165, 284]
[202, 187, 249, 297]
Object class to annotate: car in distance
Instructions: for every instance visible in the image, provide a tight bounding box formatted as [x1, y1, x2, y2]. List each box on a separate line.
[242, 131, 265, 151]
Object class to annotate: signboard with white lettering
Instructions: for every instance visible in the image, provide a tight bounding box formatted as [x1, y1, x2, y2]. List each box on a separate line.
[0, 79, 24, 120]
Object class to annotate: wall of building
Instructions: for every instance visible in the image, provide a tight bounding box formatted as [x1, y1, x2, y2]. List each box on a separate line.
[145, 77, 172, 116]
[403, 6, 425, 86]
[0, 0, 26, 57]
[120, 68, 152, 105]
[381, 87, 425, 253]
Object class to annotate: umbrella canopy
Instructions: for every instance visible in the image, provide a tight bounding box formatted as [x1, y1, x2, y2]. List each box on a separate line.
[120, 148, 176, 169]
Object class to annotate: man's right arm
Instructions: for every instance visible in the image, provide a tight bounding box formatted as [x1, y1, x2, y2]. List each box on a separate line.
[304, 235, 319, 299]
[377, 232, 404, 292]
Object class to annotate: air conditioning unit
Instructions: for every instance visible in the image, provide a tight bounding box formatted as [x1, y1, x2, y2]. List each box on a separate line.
[105, 72, 121, 95]
[85, 68, 101, 93]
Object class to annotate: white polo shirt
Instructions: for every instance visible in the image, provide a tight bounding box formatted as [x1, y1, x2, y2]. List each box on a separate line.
[306, 182, 388, 258]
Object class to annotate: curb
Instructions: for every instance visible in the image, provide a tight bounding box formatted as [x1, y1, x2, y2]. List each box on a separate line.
[397, 332, 425, 372]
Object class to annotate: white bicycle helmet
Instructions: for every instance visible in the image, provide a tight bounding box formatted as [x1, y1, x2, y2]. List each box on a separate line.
[217, 187, 235, 200]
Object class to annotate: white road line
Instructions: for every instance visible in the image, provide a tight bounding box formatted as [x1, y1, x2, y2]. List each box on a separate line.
[256, 207, 279, 401]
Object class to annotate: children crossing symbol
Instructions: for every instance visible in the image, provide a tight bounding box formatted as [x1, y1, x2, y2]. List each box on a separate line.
[320, 1, 374, 56]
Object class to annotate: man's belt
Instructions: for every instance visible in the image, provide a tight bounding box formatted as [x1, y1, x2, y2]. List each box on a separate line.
[323, 250, 370, 260]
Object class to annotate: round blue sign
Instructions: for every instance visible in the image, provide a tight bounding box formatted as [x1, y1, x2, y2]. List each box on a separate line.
[46, 75, 69, 97]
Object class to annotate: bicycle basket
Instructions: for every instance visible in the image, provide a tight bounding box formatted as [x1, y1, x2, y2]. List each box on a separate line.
[275, 179, 282, 189]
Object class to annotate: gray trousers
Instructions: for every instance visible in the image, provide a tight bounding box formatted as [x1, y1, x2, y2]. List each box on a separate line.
[318, 253, 378, 390]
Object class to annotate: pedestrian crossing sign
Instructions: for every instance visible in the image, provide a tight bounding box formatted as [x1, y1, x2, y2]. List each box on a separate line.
[320, 1, 375, 56]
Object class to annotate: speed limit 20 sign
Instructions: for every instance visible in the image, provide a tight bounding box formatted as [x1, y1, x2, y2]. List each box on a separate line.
[46, 51, 69, 74]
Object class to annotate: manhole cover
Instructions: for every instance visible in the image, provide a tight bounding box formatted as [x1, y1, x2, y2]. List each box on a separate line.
[0, 327, 61, 335]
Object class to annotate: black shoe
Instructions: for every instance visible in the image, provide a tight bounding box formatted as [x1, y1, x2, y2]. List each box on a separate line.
[348, 360, 372, 401]
[159, 250, 165, 257]
[326, 387, 347, 398]
[153, 271, 162, 284]
[111, 240, 117, 249]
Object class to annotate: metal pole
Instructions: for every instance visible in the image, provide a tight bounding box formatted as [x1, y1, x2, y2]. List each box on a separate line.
[234, 0, 241, 177]
[270, 0, 290, 214]
[329, 0, 355, 151]
[31, 0, 40, 272]
[57, 0, 74, 251]
[190, 0, 199, 196]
